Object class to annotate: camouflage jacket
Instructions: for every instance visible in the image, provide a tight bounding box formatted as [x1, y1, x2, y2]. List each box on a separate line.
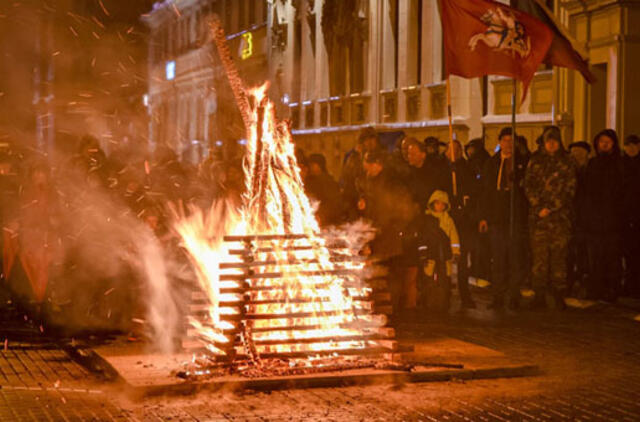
[524, 151, 576, 229]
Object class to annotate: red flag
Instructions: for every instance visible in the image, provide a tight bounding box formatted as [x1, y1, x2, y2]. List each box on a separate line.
[510, 0, 595, 83]
[439, 0, 553, 100]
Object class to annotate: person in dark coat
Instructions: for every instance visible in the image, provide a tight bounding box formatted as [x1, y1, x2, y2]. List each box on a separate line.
[387, 134, 412, 184]
[70, 135, 109, 186]
[584, 129, 624, 301]
[341, 127, 380, 220]
[424, 136, 450, 175]
[357, 151, 415, 312]
[465, 137, 491, 282]
[305, 153, 343, 227]
[524, 126, 577, 309]
[478, 127, 529, 310]
[567, 141, 591, 296]
[465, 138, 490, 178]
[150, 145, 189, 204]
[406, 138, 448, 213]
[444, 140, 476, 308]
[622, 134, 640, 298]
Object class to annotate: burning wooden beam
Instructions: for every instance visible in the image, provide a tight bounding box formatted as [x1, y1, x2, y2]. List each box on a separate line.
[176, 27, 396, 369]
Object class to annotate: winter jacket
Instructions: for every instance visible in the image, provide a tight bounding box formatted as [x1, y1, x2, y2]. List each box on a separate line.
[524, 149, 576, 232]
[407, 155, 449, 213]
[622, 154, 640, 229]
[444, 158, 475, 233]
[387, 149, 412, 186]
[426, 190, 460, 256]
[584, 143, 624, 235]
[465, 144, 490, 225]
[305, 172, 343, 227]
[402, 213, 452, 266]
[358, 169, 415, 260]
[478, 152, 529, 228]
[466, 142, 491, 179]
[573, 163, 589, 232]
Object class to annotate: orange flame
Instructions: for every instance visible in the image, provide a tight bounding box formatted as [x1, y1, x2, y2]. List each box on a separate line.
[175, 84, 383, 359]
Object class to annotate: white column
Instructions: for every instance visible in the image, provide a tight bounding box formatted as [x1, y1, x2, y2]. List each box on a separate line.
[369, 0, 382, 123]
[432, 0, 443, 83]
[380, 0, 396, 90]
[397, 0, 411, 121]
[300, 0, 315, 102]
[314, 0, 329, 121]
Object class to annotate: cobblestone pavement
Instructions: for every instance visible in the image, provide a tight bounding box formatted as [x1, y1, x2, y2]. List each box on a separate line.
[0, 312, 129, 421]
[2, 296, 640, 421]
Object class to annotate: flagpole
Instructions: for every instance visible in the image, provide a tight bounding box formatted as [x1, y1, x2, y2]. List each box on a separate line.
[446, 77, 457, 197]
[509, 79, 517, 241]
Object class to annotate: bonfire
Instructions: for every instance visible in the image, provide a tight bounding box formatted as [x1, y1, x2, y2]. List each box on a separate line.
[172, 18, 395, 378]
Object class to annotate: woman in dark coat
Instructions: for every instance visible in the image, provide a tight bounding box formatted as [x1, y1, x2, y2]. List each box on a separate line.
[584, 129, 624, 301]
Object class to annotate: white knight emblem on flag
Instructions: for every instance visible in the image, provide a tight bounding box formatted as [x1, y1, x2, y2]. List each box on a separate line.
[468, 8, 531, 58]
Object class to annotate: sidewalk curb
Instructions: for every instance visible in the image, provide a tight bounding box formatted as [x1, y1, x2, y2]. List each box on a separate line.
[130, 364, 541, 398]
[68, 341, 541, 398]
[62, 343, 124, 384]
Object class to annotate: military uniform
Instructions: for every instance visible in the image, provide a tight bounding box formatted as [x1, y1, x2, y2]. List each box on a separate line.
[524, 150, 577, 294]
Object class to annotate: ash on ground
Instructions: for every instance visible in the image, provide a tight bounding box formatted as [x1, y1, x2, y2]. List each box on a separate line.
[173, 354, 415, 380]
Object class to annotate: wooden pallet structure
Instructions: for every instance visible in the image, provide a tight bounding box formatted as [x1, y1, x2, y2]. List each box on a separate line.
[183, 233, 396, 362]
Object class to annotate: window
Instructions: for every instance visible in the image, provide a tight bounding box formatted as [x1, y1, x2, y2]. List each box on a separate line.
[239, 0, 247, 30]
[323, 1, 369, 96]
[392, 0, 399, 88]
[224, 0, 233, 33]
[406, 0, 422, 86]
[248, 0, 256, 26]
[292, 17, 302, 102]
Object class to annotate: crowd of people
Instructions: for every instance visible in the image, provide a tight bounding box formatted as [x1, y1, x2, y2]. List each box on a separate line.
[1, 124, 639, 325]
[298, 126, 640, 314]
[0, 134, 243, 327]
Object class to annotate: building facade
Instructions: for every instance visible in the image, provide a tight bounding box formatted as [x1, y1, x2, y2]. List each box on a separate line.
[143, 0, 640, 173]
[271, 0, 640, 176]
[0, 0, 151, 156]
[144, 0, 269, 163]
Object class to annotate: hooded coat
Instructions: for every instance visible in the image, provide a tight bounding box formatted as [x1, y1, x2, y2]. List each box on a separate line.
[584, 130, 624, 235]
[426, 190, 460, 256]
[622, 151, 640, 230]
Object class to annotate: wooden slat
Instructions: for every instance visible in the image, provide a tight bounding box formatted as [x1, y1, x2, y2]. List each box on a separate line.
[217, 307, 374, 321]
[219, 269, 359, 281]
[189, 331, 392, 349]
[247, 334, 382, 347]
[227, 245, 315, 255]
[219, 256, 365, 269]
[184, 319, 389, 338]
[238, 345, 395, 359]
[191, 285, 373, 302]
[224, 234, 309, 242]
[188, 296, 372, 312]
